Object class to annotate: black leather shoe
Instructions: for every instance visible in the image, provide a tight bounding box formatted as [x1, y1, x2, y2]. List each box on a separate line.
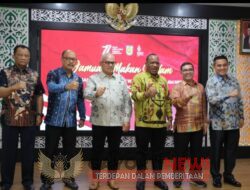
[24, 185, 35, 190]
[213, 177, 222, 188]
[173, 181, 182, 188]
[40, 183, 52, 190]
[107, 180, 119, 190]
[154, 181, 168, 190]
[190, 180, 207, 188]
[64, 179, 79, 190]
[224, 175, 241, 187]
[89, 181, 100, 190]
[136, 181, 145, 190]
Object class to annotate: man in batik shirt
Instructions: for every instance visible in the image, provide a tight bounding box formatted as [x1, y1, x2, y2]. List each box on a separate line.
[131, 53, 172, 190]
[206, 55, 244, 188]
[40, 49, 85, 190]
[0, 45, 44, 190]
[85, 53, 132, 190]
[171, 62, 207, 188]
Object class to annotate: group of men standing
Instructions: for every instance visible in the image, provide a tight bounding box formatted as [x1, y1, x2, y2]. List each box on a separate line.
[0, 45, 244, 190]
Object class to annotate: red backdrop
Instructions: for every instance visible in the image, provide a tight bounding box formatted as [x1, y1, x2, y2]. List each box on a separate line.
[41, 29, 199, 130]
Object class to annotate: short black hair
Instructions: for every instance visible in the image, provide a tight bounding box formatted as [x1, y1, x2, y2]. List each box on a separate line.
[146, 53, 158, 62]
[213, 55, 228, 65]
[14, 45, 30, 55]
[180, 62, 194, 71]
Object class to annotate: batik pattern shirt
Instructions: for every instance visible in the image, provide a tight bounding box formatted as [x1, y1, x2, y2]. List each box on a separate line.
[45, 67, 86, 127]
[205, 74, 244, 130]
[84, 72, 132, 126]
[171, 80, 207, 133]
[0, 65, 44, 127]
[131, 72, 172, 128]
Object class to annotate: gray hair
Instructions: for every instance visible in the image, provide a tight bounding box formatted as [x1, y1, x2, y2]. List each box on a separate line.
[100, 53, 114, 62]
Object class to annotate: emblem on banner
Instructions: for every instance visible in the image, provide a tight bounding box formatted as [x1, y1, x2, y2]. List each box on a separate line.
[105, 3, 139, 31]
[126, 45, 134, 56]
[37, 149, 84, 181]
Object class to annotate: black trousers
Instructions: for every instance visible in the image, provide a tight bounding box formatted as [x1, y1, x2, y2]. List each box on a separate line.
[135, 127, 166, 172]
[173, 130, 204, 178]
[41, 125, 77, 183]
[1, 125, 38, 188]
[210, 128, 239, 179]
[91, 125, 122, 175]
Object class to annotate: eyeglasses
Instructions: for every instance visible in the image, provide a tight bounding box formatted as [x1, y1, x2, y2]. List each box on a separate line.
[182, 68, 194, 72]
[103, 61, 116, 65]
[63, 57, 77, 62]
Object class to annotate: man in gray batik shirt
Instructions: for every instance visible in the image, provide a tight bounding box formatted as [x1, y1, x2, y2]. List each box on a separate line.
[84, 53, 132, 190]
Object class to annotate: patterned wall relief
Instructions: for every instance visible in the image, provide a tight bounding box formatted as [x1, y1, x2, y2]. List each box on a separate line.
[0, 7, 29, 69]
[0, 7, 29, 148]
[236, 21, 250, 146]
[208, 20, 237, 76]
[31, 9, 207, 30]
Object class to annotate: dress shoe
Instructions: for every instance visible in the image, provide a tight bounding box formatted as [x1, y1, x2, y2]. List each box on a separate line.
[63, 179, 79, 190]
[213, 177, 222, 188]
[40, 183, 52, 190]
[107, 180, 119, 190]
[136, 181, 145, 190]
[173, 180, 182, 188]
[224, 175, 241, 187]
[24, 185, 35, 190]
[154, 180, 168, 190]
[190, 180, 207, 188]
[89, 181, 100, 190]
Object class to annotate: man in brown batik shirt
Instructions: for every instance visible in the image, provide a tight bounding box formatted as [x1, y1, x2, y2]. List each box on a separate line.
[0, 45, 44, 190]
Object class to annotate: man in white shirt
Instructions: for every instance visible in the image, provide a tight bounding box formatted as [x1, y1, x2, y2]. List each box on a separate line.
[84, 53, 132, 190]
